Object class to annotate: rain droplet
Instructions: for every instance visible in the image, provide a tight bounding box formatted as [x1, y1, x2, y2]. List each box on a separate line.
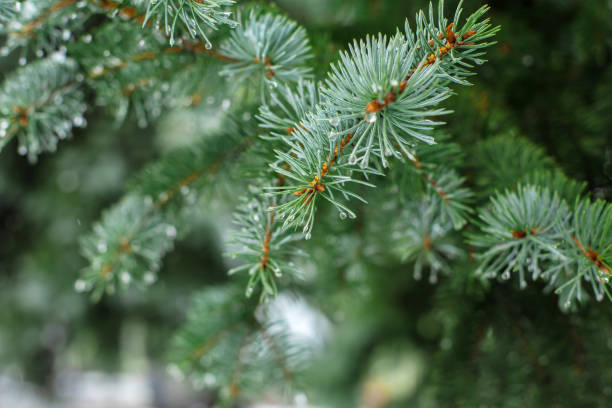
[74, 279, 86, 293]
[166, 225, 177, 238]
[97, 241, 107, 253]
[73, 116, 86, 127]
[144, 272, 156, 285]
[120, 272, 131, 284]
[339, 212, 347, 220]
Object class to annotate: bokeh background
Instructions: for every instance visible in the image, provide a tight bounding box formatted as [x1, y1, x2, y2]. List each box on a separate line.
[1, 0, 611, 406]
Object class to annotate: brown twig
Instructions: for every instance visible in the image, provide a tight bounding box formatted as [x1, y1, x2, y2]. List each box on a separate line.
[572, 235, 611, 275]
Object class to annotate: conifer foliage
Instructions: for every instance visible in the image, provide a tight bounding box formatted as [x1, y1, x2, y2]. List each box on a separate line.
[1, 0, 611, 405]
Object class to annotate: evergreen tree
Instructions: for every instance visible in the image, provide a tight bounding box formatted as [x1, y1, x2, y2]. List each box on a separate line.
[1, 0, 611, 406]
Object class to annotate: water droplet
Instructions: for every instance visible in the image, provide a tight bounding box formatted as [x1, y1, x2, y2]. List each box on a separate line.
[166, 225, 177, 238]
[274, 268, 282, 278]
[120, 271, 131, 284]
[83, 34, 92, 43]
[203, 372, 216, 386]
[520, 280, 527, 289]
[18, 57, 26, 66]
[97, 241, 107, 253]
[329, 117, 340, 127]
[339, 212, 347, 220]
[91, 65, 104, 76]
[221, 99, 231, 110]
[246, 286, 254, 297]
[73, 116, 86, 127]
[305, 232, 311, 240]
[74, 279, 86, 292]
[144, 272, 156, 285]
[205, 41, 212, 50]
[429, 274, 438, 284]
[501, 270, 510, 280]
[366, 113, 377, 123]
[294, 393, 308, 406]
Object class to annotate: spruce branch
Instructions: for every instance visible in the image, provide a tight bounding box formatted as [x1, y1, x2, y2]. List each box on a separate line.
[392, 200, 465, 283]
[69, 21, 236, 124]
[552, 199, 612, 309]
[521, 169, 588, 204]
[1, 0, 89, 53]
[78, 194, 178, 300]
[0, 57, 86, 162]
[90, 0, 239, 62]
[226, 195, 301, 301]
[0, 0, 18, 24]
[257, 80, 320, 143]
[470, 185, 571, 289]
[220, 9, 313, 93]
[423, 167, 473, 229]
[170, 286, 328, 402]
[471, 133, 556, 196]
[141, 0, 236, 48]
[267, 0, 498, 235]
[79, 127, 253, 298]
[268, 111, 382, 238]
